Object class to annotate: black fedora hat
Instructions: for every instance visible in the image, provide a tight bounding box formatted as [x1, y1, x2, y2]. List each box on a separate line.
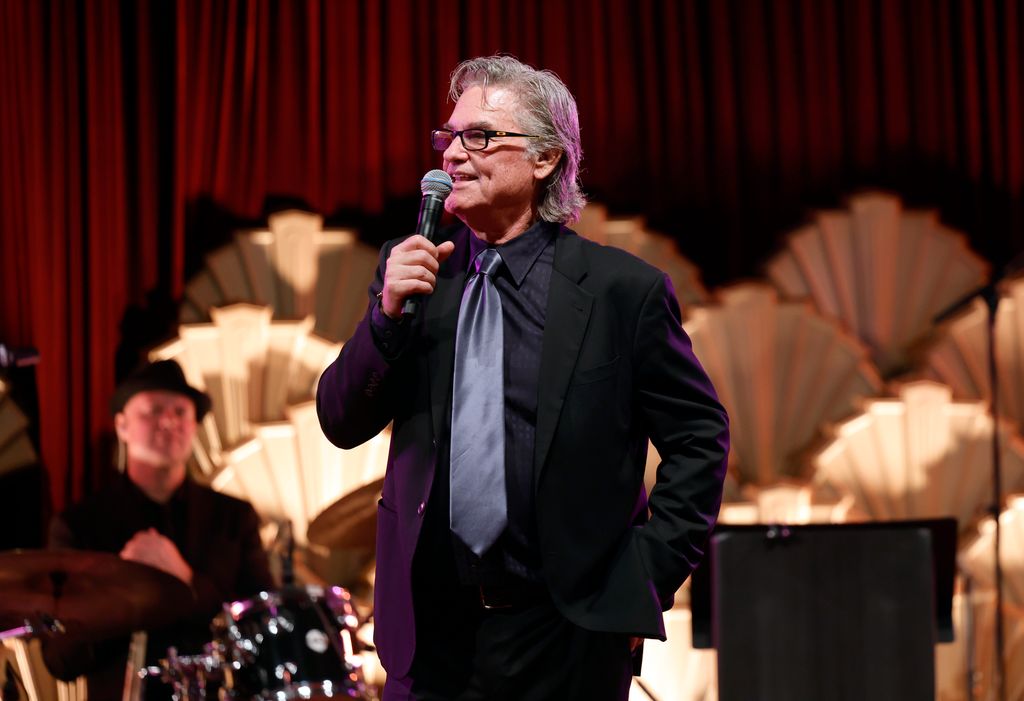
[110, 359, 212, 420]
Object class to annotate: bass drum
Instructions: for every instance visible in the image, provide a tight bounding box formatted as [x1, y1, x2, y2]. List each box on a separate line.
[212, 585, 367, 699]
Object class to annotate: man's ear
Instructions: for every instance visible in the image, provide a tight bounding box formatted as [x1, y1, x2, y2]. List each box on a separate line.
[114, 412, 128, 441]
[533, 148, 562, 181]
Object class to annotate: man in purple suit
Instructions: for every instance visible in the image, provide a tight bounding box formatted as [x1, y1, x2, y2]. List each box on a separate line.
[317, 55, 728, 700]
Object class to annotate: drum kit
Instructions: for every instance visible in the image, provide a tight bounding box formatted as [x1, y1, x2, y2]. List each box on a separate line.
[0, 487, 384, 701]
[139, 584, 370, 700]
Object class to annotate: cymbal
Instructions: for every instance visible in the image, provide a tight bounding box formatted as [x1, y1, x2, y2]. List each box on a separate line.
[307, 478, 383, 550]
[0, 549, 194, 639]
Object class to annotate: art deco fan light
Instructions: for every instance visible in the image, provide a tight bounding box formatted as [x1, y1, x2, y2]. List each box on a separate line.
[765, 192, 990, 376]
[716, 482, 855, 525]
[683, 282, 883, 487]
[0, 378, 36, 478]
[925, 273, 1024, 434]
[634, 606, 717, 701]
[574, 202, 708, 307]
[962, 496, 1024, 612]
[179, 209, 379, 342]
[150, 303, 388, 545]
[959, 497, 1024, 701]
[812, 381, 1024, 529]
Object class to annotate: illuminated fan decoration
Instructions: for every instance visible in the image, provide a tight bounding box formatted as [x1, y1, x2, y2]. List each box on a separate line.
[150, 303, 388, 543]
[765, 191, 990, 376]
[962, 496, 1024, 616]
[633, 606, 717, 701]
[575, 203, 709, 307]
[0, 379, 37, 477]
[958, 497, 1024, 701]
[932, 589, 975, 701]
[812, 381, 1024, 528]
[924, 274, 1024, 434]
[683, 283, 883, 486]
[718, 483, 854, 525]
[152, 304, 340, 457]
[179, 209, 379, 342]
[209, 403, 390, 547]
[953, 591, 1024, 701]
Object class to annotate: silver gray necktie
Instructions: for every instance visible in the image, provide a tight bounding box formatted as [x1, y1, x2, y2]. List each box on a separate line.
[450, 248, 507, 556]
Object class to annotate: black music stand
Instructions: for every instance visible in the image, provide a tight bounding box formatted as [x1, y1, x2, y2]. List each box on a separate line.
[690, 519, 956, 701]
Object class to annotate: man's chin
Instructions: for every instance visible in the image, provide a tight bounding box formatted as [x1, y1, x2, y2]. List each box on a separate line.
[448, 205, 492, 233]
[445, 196, 478, 219]
[130, 453, 189, 472]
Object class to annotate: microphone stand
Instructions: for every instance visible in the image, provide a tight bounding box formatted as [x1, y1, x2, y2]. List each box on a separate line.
[933, 253, 1024, 701]
[982, 283, 1006, 701]
[962, 572, 976, 701]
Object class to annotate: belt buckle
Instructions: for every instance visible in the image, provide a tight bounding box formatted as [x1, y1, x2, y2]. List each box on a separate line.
[478, 585, 513, 610]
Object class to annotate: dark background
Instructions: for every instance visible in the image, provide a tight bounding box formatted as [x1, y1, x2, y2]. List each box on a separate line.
[1, 0, 1021, 525]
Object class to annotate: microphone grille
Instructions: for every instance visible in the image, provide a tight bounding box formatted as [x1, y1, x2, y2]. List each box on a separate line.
[421, 169, 454, 198]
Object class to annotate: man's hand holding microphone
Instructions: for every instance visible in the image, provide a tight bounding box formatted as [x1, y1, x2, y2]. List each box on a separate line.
[382, 170, 454, 319]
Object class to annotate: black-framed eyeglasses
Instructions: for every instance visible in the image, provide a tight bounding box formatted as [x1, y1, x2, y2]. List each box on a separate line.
[431, 128, 539, 152]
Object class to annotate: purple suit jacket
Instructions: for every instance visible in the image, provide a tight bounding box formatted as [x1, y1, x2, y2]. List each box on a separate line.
[316, 225, 729, 678]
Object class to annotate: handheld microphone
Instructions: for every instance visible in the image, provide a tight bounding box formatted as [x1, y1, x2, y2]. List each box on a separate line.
[402, 169, 454, 317]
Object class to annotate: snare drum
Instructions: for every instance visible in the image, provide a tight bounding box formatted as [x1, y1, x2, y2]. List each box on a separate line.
[212, 585, 366, 700]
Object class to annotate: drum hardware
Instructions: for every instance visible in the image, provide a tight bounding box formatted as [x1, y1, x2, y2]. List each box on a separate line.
[140, 585, 370, 699]
[0, 613, 74, 701]
[143, 644, 225, 701]
[123, 630, 148, 701]
[0, 623, 34, 643]
[0, 614, 63, 643]
[273, 520, 297, 589]
[210, 585, 368, 699]
[0, 551, 375, 699]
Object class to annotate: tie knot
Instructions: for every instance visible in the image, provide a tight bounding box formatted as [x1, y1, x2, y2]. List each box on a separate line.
[474, 248, 503, 277]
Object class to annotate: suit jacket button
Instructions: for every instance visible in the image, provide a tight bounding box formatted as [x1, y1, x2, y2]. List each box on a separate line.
[417, 501, 426, 516]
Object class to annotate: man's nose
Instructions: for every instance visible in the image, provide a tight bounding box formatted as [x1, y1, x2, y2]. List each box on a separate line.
[443, 136, 467, 162]
[157, 411, 180, 427]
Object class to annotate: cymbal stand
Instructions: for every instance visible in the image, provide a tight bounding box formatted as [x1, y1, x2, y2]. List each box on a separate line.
[0, 623, 34, 642]
[0, 614, 63, 641]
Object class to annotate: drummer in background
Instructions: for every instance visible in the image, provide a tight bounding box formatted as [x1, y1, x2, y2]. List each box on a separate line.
[42, 359, 275, 699]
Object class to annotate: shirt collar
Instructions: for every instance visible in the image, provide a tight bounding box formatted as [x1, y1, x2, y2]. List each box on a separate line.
[467, 220, 557, 287]
[121, 470, 190, 508]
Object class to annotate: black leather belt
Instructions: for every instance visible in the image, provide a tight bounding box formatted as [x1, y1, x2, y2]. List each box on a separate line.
[476, 582, 549, 610]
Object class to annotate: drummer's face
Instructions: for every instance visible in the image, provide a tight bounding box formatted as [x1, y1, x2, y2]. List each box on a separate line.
[116, 391, 197, 469]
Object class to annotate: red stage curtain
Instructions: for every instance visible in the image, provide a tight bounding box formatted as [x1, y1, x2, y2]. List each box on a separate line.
[1, 0, 1022, 516]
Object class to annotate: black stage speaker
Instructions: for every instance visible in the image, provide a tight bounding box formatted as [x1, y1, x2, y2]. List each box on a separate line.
[690, 519, 956, 701]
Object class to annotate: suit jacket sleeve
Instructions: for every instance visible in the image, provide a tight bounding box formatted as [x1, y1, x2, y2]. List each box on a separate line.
[632, 273, 729, 607]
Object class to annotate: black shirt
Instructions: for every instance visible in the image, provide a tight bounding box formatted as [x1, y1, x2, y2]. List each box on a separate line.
[371, 221, 557, 582]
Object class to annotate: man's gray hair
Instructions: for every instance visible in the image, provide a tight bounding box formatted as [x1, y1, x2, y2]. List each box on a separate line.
[449, 55, 586, 224]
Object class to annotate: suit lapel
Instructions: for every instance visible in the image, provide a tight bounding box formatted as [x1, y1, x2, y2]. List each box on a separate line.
[535, 230, 592, 485]
[426, 226, 471, 443]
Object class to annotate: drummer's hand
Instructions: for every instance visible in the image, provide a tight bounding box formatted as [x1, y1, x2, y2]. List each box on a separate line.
[120, 528, 194, 586]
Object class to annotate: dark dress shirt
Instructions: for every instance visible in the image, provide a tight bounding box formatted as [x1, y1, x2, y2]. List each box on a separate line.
[370, 221, 556, 583]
